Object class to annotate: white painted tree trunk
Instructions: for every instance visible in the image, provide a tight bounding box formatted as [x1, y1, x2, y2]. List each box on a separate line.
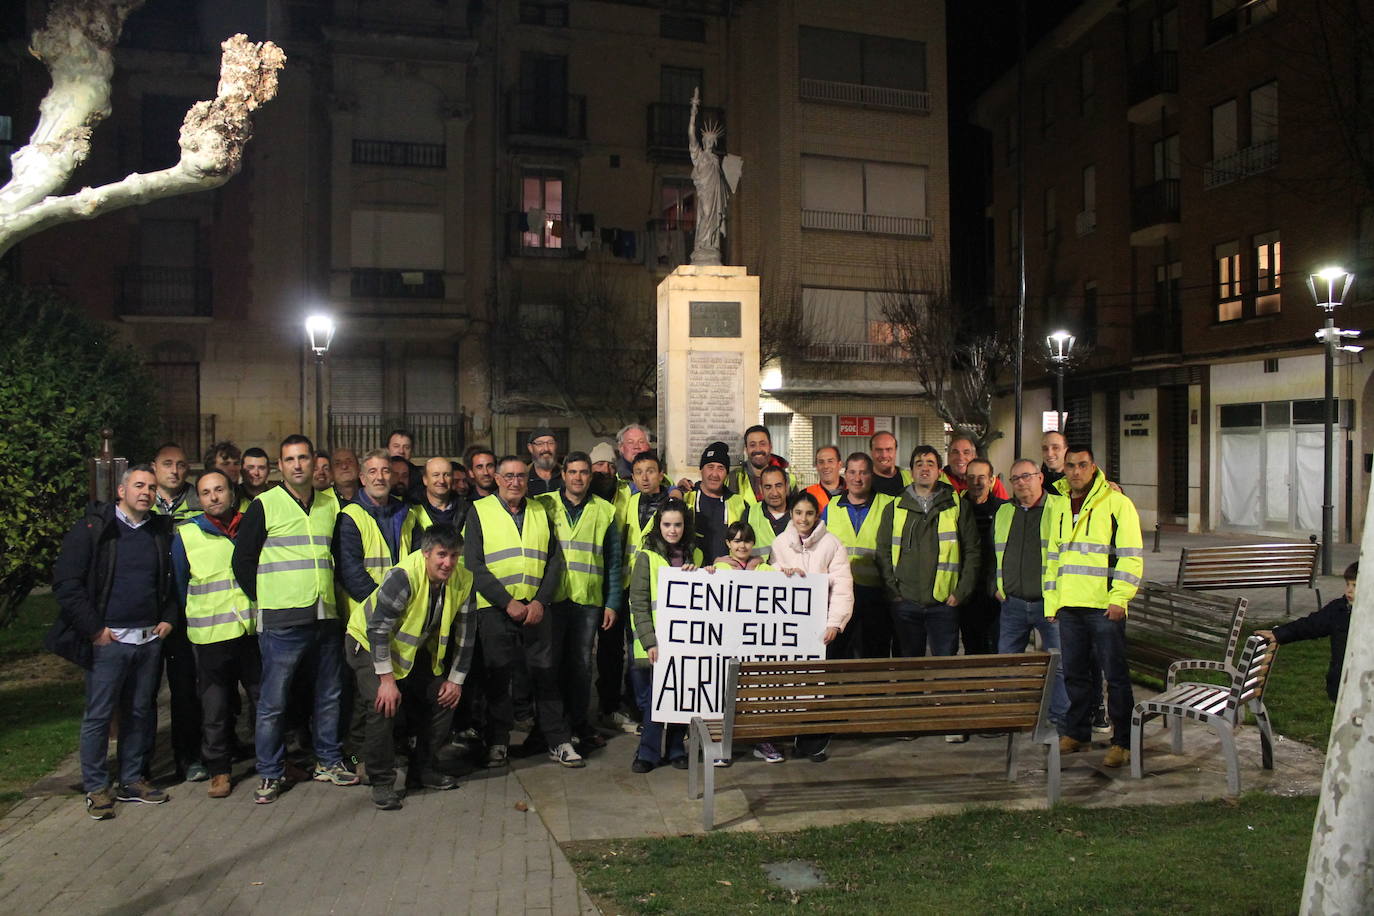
[1301, 491, 1374, 912]
[0, 0, 284, 258]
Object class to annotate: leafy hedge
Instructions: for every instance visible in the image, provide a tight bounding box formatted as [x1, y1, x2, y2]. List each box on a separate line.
[0, 280, 158, 626]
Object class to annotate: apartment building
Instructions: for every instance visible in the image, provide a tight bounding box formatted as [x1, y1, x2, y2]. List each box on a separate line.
[974, 0, 1374, 542]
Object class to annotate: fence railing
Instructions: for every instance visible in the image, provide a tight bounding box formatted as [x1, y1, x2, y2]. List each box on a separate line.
[800, 78, 930, 113]
[1203, 139, 1278, 190]
[801, 208, 932, 238]
[800, 341, 904, 363]
[350, 268, 445, 299]
[328, 412, 465, 458]
[352, 139, 446, 168]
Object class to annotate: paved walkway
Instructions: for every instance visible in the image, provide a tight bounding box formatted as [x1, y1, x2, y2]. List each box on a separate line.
[0, 529, 1342, 911]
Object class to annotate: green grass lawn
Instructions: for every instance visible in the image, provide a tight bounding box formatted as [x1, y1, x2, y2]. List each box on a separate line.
[0, 593, 85, 806]
[567, 795, 1318, 915]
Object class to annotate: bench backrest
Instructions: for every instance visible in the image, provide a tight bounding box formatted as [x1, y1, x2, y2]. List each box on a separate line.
[1128, 585, 1248, 665]
[724, 653, 1057, 752]
[1176, 543, 1319, 590]
[1221, 635, 1279, 724]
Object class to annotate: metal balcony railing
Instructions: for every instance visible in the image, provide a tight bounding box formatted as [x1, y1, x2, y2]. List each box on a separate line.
[352, 139, 446, 168]
[800, 341, 904, 363]
[1203, 139, 1278, 189]
[349, 268, 445, 299]
[1130, 179, 1180, 230]
[329, 412, 465, 458]
[799, 78, 930, 113]
[1128, 51, 1178, 105]
[1075, 209, 1097, 237]
[801, 208, 933, 238]
[117, 267, 212, 318]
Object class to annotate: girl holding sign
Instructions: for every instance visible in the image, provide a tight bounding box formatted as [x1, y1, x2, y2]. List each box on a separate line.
[627, 500, 702, 773]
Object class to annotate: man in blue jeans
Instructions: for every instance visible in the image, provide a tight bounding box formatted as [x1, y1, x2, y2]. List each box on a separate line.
[994, 459, 1069, 730]
[233, 434, 357, 804]
[50, 465, 176, 819]
[875, 443, 981, 744]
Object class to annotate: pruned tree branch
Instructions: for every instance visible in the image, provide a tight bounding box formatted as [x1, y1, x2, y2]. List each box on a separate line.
[0, 0, 285, 257]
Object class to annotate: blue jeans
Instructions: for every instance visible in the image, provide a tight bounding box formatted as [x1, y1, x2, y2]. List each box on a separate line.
[891, 600, 960, 657]
[255, 620, 345, 778]
[1057, 606, 1134, 748]
[629, 665, 684, 765]
[80, 639, 163, 792]
[998, 596, 1069, 729]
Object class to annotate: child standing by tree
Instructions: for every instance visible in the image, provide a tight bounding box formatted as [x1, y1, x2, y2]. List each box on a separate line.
[1258, 562, 1356, 703]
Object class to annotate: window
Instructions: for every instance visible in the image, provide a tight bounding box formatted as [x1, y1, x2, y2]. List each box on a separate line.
[516, 54, 571, 136]
[763, 413, 792, 464]
[1254, 230, 1281, 315]
[1153, 134, 1180, 180]
[1151, 8, 1179, 51]
[801, 157, 928, 235]
[1250, 81, 1278, 145]
[352, 210, 444, 269]
[1082, 281, 1098, 345]
[1040, 81, 1055, 133]
[521, 171, 564, 249]
[798, 27, 926, 92]
[1211, 99, 1238, 159]
[660, 179, 695, 231]
[519, 1, 568, 27]
[1079, 50, 1096, 115]
[1215, 240, 1242, 320]
[801, 288, 899, 350]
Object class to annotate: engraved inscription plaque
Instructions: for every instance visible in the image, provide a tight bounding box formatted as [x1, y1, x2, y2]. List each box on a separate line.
[689, 301, 741, 338]
[686, 350, 745, 459]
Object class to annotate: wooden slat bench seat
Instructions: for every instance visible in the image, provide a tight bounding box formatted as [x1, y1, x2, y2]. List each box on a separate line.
[1175, 542, 1320, 614]
[1126, 585, 1249, 683]
[686, 652, 1061, 830]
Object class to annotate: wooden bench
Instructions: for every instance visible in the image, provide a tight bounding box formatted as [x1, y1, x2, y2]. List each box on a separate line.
[1130, 634, 1279, 795]
[686, 652, 1061, 830]
[1175, 541, 1321, 614]
[1125, 584, 1249, 683]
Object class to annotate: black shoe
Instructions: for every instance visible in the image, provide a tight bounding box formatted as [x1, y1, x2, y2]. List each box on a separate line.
[420, 770, 459, 790]
[630, 757, 654, 774]
[573, 730, 608, 749]
[670, 757, 689, 770]
[807, 750, 829, 763]
[372, 785, 403, 810]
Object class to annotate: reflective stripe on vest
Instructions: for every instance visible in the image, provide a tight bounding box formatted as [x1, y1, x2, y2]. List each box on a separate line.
[538, 492, 616, 606]
[472, 494, 551, 608]
[825, 493, 893, 587]
[177, 521, 255, 644]
[630, 546, 704, 660]
[255, 486, 338, 615]
[888, 497, 961, 602]
[745, 503, 787, 558]
[1044, 474, 1145, 614]
[346, 549, 473, 679]
[340, 503, 397, 626]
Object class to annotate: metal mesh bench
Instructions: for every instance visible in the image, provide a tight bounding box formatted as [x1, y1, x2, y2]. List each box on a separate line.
[1129, 634, 1279, 795]
[1175, 542, 1320, 614]
[686, 652, 1061, 830]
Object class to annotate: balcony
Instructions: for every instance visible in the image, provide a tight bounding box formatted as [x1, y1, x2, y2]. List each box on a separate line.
[506, 91, 586, 146]
[1075, 209, 1097, 237]
[801, 208, 932, 238]
[1126, 51, 1178, 123]
[1203, 139, 1278, 189]
[799, 78, 930, 114]
[799, 342, 904, 364]
[117, 267, 212, 318]
[1132, 309, 1182, 361]
[350, 268, 445, 299]
[352, 139, 446, 169]
[647, 102, 724, 160]
[1206, 0, 1277, 45]
[329, 411, 464, 458]
[1129, 179, 1180, 246]
[506, 211, 583, 259]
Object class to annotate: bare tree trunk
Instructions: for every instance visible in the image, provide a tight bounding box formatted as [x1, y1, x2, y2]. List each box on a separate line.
[0, 0, 285, 257]
[1301, 485, 1374, 913]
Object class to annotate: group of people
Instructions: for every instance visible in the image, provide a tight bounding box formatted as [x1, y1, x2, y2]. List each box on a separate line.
[49, 419, 1159, 819]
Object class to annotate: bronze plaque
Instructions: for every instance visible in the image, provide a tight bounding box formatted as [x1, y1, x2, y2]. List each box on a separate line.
[689, 301, 741, 338]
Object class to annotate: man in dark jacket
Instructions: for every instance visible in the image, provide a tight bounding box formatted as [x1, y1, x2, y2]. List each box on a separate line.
[962, 458, 1007, 656]
[50, 464, 176, 818]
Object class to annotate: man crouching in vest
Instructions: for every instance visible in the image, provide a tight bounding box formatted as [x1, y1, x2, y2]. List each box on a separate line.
[345, 524, 475, 810]
[172, 470, 259, 799]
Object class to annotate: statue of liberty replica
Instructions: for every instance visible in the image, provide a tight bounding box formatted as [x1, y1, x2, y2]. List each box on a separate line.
[688, 87, 741, 267]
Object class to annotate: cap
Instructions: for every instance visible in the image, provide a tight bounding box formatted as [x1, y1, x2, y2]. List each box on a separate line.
[527, 426, 556, 446]
[699, 441, 730, 469]
[589, 442, 616, 465]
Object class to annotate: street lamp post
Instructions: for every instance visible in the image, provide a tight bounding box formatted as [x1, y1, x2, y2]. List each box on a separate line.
[1307, 267, 1354, 575]
[1046, 329, 1075, 434]
[305, 314, 336, 449]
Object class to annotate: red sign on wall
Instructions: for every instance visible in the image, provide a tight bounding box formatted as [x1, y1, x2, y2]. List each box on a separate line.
[839, 416, 876, 437]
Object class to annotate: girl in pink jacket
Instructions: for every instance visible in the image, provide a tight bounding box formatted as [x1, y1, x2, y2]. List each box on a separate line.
[768, 491, 855, 642]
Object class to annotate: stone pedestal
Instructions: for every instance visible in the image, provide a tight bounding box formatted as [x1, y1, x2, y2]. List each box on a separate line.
[656, 265, 760, 484]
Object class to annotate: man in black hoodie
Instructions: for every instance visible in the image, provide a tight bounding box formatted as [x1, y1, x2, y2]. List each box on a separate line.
[50, 465, 176, 818]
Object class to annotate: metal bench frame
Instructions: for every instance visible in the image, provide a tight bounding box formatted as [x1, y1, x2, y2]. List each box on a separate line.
[686, 651, 1061, 830]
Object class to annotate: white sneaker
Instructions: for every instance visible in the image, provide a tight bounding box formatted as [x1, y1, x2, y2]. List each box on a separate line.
[713, 757, 731, 768]
[549, 742, 586, 768]
[944, 733, 969, 744]
[752, 742, 785, 763]
[602, 711, 639, 734]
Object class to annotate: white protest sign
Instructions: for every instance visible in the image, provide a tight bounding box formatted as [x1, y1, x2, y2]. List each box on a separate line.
[650, 567, 828, 725]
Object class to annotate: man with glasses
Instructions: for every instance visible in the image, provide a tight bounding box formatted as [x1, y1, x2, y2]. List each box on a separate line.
[526, 428, 563, 496]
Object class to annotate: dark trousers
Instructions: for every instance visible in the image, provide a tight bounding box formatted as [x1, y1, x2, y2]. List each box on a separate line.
[81, 639, 162, 792]
[551, 601, 601, 737]
[891, 599, 961, 657]
[854, 585, 895, 659]
[140, 626, 202, 776]
[345, 637, 454, 788]
[477, 606, 571, 748]
[629, 665, 685, 764]
[1058, 606, 1134, 748]
[958, 592, 1002, 656]
[596, 610, 631, 716]
[192, 635, 262, 775]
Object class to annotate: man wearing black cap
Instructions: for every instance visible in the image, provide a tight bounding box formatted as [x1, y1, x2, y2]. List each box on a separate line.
[527, 428, 563, 496]
[685, 442, 746, 563]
